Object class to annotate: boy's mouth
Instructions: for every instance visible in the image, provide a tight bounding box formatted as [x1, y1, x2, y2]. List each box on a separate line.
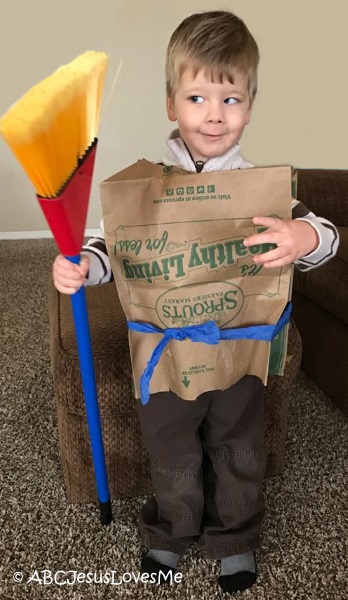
[201, 133, 223, 141]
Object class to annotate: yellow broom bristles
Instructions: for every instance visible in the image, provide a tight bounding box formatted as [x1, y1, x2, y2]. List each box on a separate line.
[0, 51, 108, 197]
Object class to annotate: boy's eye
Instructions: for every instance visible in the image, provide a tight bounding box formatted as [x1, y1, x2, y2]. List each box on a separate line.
[190, 95, 204, 104]
[224, 97, 238, 105]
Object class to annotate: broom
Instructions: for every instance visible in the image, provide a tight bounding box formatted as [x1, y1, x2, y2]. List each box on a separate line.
[0, 51, 112, 525]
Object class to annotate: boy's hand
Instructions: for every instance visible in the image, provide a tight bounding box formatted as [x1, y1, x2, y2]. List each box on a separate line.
[244, 216, 319, 268]
[53, 254, 90, 294]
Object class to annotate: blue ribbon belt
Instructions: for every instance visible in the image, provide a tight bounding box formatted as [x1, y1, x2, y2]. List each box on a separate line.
[128, 301, 292, 406]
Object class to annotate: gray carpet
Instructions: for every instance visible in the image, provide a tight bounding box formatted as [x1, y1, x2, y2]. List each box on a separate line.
[0, 238, 347, 600]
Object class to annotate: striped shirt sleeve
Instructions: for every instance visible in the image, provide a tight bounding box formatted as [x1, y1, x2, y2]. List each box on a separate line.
[292, 199, 339, 271]
[81, 220, 113, 286]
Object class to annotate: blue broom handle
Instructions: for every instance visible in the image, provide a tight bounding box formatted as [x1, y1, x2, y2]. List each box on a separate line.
[67, 255, 110, 506]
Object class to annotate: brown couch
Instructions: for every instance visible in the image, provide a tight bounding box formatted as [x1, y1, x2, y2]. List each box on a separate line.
[292, 169, 348, 416]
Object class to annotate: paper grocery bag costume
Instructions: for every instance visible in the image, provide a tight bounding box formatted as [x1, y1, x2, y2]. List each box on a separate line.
[100, 161, 294, 405]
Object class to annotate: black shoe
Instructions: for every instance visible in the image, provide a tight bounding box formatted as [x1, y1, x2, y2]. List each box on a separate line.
[218, 552, 257, 594]
[218, 570, 257, 593]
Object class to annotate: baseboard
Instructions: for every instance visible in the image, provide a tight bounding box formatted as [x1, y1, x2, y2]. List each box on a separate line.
[0, 229, 100, 240]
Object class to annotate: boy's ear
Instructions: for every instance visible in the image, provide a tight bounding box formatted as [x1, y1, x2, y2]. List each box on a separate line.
[166, 96, 177, 122]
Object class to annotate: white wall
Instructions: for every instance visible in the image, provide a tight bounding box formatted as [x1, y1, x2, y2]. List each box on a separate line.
[1, 0, 348, 234]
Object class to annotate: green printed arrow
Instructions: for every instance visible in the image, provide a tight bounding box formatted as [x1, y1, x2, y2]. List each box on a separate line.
[182, 375, 191, 388]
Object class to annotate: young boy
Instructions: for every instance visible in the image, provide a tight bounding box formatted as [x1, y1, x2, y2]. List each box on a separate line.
[53, 11, 339, 594]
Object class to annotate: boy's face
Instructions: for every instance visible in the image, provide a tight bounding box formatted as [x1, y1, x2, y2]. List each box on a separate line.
[167, 67, 253, 163]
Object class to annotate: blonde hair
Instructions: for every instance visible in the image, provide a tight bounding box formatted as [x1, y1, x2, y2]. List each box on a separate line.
[166, 11, 259, 102]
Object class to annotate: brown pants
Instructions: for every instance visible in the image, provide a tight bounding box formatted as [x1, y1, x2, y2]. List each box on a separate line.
[137, 375, 266, 560]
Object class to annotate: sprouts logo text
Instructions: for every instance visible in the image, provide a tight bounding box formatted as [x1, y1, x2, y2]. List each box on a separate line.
[155, 282, 244, 327]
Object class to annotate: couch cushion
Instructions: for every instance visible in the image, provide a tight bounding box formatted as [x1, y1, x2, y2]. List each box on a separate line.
[57, 281, 128, 356]
[297, 170, 348, 226]
[293, 235, 348, 326]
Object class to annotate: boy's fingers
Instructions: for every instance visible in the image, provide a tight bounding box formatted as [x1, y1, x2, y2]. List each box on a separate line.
[54, 282, 80, 295]
[244, 230, 280, 246]
[262, 256, 293, 268]
[55, 273, 84, 286]
[253, 247, 286, 264]
[54, 264, 83, 280]
[54, 255, 73, 269]
[244, 216, 285, 245]
[79, 256, 90, 276]
[252, 216, 283, 227]
[245, 233, 272, 246]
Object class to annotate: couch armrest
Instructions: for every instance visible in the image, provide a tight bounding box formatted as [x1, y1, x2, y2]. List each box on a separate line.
[297, 169, 348, 226]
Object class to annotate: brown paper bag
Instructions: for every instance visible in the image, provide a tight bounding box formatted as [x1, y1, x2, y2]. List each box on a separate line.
[100, 160, 293, 401]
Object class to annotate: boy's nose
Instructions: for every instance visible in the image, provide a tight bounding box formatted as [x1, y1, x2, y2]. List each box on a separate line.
[205, 101, 224, 123]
